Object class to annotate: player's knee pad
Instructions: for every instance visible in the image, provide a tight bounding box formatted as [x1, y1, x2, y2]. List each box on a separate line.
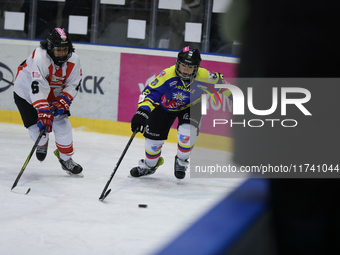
[177, 124, 198, 148]
[144, 138, 165, 160]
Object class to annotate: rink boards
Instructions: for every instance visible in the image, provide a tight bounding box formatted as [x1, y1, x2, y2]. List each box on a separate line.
[0, 39, 238, 151]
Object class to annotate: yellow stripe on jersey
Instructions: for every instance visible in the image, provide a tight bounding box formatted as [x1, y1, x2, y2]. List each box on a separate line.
[195, 72, 224, 85]
[138, 100, 159, 112]
[148, 66, 177, 89]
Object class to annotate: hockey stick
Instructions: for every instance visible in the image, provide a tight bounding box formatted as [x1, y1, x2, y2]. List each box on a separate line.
[99, 129, 138, 201]
[11, 127, 46, 194]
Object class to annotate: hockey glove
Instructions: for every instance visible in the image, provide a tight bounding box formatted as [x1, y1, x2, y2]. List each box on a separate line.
[37, 108, 54, 133]
[131, 108, 149, 133]
[50, 95, 72, 117]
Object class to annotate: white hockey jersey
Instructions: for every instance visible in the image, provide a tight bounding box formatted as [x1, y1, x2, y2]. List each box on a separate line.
[13, 47, 82, 110]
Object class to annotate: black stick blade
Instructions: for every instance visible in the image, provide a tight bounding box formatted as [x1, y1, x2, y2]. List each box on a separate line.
[99, 189, 111, 201]
[98, 130, 137, 203]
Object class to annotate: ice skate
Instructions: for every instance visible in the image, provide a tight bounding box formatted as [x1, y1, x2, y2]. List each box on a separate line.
[130, 157, 164, 177]
[54, 149, 84, 177]
[174, 156, 189, 180]
[36, 139, 48, 162]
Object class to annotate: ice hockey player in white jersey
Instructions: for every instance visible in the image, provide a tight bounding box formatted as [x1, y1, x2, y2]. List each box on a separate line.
[13, 28, 83, 177]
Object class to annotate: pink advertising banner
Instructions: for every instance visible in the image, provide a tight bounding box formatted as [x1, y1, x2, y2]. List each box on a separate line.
[118, 53, 237, 138]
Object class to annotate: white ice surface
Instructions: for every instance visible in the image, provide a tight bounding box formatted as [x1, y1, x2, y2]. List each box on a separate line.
[0, 123, 244, 255]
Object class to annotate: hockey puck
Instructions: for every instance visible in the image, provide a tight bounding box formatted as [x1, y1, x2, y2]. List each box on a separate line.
[138, 204, 148, 208]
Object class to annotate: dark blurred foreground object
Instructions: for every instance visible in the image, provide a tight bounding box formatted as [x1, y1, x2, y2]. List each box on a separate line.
[221, 1, 340, 255]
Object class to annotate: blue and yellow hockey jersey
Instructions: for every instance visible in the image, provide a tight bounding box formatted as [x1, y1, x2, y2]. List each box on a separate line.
[138, 65, 231, 113]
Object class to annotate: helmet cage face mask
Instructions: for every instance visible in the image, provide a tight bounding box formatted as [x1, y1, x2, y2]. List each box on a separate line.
[175, 47, 201, 81]
[46, 28, 74, 66]
[175, 61, 199, 81]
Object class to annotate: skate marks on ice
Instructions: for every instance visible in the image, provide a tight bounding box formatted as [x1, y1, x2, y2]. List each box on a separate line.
[0, 123, 244, 255]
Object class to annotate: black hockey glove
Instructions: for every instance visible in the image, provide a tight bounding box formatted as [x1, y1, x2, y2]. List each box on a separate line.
[131, 108, 149, 133]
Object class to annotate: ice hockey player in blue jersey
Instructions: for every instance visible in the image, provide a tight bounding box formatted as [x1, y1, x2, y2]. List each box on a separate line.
[130, 46, 232, 180]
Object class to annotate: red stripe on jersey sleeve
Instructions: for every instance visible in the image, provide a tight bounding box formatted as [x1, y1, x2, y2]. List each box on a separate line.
[32, 49, 36, 59]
